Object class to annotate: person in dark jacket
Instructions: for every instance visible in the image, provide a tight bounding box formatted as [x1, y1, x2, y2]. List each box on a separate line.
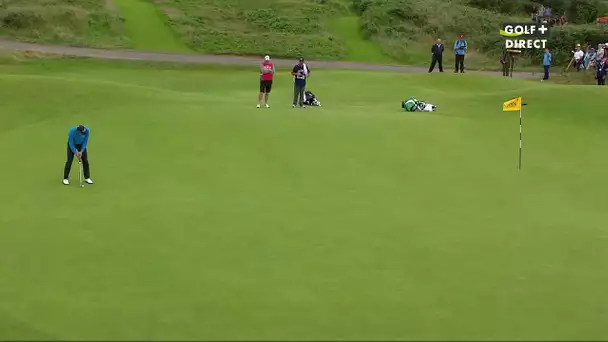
[597, 58, 607, 85]
[429, 38, 444, 72]
[500, 49, 511, 77]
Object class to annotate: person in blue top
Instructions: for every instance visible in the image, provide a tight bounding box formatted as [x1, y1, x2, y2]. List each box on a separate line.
[453, 34, 467, 73]
[542, 48, 552, 81]
[63, 125, 93, 185]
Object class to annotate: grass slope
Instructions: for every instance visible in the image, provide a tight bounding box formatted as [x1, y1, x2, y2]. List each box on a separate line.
[150, 0, 351, 59]
[111, 0, 191, 52]
[1, 58, 608, 340]
[0, 0, 129, 48]
[327, 16, 397, 63]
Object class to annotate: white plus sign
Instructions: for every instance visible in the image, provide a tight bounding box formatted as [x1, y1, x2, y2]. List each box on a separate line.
[538, 25, 548, 34]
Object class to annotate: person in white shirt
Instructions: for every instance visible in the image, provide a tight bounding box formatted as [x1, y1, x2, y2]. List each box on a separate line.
[573, 45, 584, 71]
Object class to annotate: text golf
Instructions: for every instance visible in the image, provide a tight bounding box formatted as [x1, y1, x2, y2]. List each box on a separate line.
[503, 24, 546, 36]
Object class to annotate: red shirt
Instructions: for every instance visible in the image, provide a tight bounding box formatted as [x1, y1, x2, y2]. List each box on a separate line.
[260, 62, 274, 81]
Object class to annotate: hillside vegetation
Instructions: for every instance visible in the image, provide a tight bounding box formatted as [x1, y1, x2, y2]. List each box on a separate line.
[356, 0, 608, 66]
[150, 0, 351, 59]
[1, 0, 607, 68]
[0, 0, 129, 48]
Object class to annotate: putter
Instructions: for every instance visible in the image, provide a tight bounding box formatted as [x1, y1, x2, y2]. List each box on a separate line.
[79, 160, 84, 187]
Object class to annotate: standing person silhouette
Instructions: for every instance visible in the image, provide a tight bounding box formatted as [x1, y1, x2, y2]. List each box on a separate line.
[429, 38, 444, 73]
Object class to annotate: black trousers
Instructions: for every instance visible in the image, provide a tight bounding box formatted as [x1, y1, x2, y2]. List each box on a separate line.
[598, 77, 605, 85]
[502, 61, 511, 77]
[429, 55, 443, 72]
[543, 65, 550, 80]
[293, 84, 305, 106]
[455, 54, 465, 72]
[64, 143, 90, 179]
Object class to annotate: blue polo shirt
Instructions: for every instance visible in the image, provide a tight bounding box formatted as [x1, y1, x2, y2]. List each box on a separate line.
[67, 126, 90, 153]
[543, 51, 552, 66]
[454, 39, 467, 55]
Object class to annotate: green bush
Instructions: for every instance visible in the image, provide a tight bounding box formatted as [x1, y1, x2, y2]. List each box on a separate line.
[566, 0, 607, 23]
[467, 0, 533, 15]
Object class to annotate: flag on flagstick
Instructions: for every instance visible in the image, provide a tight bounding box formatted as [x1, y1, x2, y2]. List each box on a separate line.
[502, 97, 526, 169]
[502, 96, 522, 111]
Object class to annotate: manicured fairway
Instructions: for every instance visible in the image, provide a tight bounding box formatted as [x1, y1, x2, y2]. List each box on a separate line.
[1, 59, 607, 340]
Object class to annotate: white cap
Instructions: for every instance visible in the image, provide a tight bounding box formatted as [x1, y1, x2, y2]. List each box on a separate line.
[264, 55, 270, 61]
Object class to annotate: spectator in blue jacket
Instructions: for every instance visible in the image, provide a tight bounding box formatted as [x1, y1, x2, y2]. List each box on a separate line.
[453, 34, 467, 73]
[542, 48, 552, 81]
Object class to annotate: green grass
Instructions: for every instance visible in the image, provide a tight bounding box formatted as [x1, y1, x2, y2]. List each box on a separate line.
[148, 0, 351, 59]
[111, 0, 192, 52]
[0, 0, 129, 48]
[1, 58, 608, 340]
[328, 16, 397, 63]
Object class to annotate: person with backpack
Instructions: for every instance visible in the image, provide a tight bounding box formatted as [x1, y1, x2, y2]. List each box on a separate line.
[453, 34, 467, 73]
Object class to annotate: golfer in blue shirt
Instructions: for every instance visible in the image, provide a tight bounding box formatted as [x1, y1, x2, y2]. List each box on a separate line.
[63, 125, 94, 185]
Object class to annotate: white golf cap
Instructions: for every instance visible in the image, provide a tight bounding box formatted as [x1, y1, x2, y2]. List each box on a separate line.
[264, 55, 270, 61]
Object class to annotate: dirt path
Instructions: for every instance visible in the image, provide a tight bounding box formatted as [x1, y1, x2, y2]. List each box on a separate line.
[0, 39, 535, 78]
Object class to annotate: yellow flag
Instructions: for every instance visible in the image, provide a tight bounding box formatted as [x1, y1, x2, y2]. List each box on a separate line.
[503, 97, 522, 111]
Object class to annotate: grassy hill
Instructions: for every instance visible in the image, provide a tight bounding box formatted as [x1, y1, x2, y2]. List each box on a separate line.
[0, 0, 130, 48]
[1, 0, 607, 68]
[149, 0, 350, 59]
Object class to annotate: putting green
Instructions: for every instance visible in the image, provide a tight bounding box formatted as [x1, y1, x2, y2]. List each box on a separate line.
[1, 59, 607, 340]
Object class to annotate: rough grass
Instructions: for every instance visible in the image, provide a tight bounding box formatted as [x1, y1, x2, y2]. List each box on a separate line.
[0, 0, 130, 48]
[150, 0, 351, 59]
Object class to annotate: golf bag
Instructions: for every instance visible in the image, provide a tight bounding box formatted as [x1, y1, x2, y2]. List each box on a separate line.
[303, 90, 321, 106]
[401, 98, 437, 112]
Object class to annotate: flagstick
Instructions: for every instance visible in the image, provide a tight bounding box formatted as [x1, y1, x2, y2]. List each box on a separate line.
[518, 107, 522, 170]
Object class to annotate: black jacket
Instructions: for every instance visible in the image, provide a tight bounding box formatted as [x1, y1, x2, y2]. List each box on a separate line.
[431, 43, 444, 56]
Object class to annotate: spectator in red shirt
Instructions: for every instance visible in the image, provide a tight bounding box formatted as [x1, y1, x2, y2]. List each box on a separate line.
[257, 55, 275, 108]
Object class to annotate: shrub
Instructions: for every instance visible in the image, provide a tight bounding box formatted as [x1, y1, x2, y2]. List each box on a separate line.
[566, 0, 607, 23]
